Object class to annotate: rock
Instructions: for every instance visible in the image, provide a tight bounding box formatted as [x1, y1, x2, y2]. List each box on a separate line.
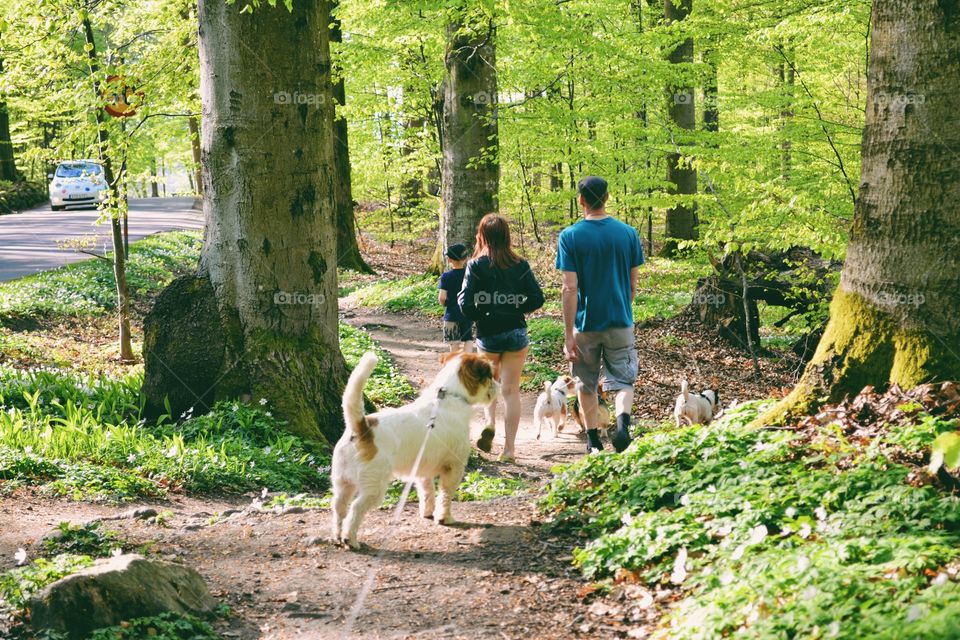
[29, 554, 216, 640]
[141, 275, 226, 422]
[104, 507, 158, 521]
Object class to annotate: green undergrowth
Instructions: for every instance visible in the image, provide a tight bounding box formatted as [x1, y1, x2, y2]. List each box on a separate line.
[349, 274, 439, 316]
[542, 402, 960, 639]
[0, 367, 330, 501]
[524, 317, 565, 391]
[339, 323, 416, 406]
[0, 231, 202, 325]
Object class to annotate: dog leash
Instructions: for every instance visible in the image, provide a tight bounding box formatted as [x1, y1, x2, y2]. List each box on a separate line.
[426, 387, 448, 429]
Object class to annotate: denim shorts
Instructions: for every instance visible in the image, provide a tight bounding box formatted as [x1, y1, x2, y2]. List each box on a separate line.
[477, 327, 529, 354]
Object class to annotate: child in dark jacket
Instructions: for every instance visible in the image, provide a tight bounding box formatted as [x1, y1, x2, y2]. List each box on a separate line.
[438, 243, 474, 353]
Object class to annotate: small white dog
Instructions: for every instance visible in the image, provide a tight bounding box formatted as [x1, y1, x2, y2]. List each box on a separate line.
[673, 379, 720, 427]
[330, 351, 499, 548]
[534, 375, 579, 439]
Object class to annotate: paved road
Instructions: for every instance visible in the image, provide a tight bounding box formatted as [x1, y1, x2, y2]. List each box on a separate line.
[0, 198, 204, 282]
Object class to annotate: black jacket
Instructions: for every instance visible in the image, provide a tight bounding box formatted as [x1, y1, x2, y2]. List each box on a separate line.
[457, 256, 545, 338]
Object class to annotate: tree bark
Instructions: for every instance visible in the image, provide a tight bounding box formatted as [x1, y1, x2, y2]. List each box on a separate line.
[0, 56, 18, 182]
[659, 0, 698, 257]
[143, 0, 347, 443]
[187, 115, 203, 196]
[330, 1, 372, 274]
[762, 0, 960, 423]
[439, 5, 498, 258]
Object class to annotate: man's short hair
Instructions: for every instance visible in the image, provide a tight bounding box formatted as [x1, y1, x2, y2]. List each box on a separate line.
[578, 176, 608, 210]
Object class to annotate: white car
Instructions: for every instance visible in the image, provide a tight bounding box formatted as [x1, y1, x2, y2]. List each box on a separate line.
[48, 160, 109, 211]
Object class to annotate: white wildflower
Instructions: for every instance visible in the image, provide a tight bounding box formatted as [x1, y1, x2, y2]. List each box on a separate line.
[731, 544, 747, 561]
[232, 404, 239, 412]
[127, 453, 136, 464]
[670, 548, 688, 585]
[796, 556, 810, 574]
[798, 523, 813, 539]
[815, 506, 828, 521]
[785, 507, 797, 518]
[14, 548, 27, 566]
[259, 398, 268, 406]
[748, 524, 767, 545]
[932, 572, 949, 586]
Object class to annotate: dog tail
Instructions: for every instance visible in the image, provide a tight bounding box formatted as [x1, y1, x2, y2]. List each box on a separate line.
[543, 380, 552, 395]
[681, 379, 689, 402]
[344, 352, 379, 460]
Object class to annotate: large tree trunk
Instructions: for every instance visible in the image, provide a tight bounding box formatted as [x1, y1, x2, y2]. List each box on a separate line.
[330, 1, 372, 274]
[143, 0, 346, 443]
[659, 0, 698, 257]
[439, 5, 498, 260]
[0, 55, 17, 182]
[763, 0, 960, 423]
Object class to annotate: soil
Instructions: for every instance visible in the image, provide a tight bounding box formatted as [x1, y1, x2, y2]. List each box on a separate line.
[2, 310, 651, 640]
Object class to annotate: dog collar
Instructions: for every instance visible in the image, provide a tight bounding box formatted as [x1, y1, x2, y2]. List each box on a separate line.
[436, 387, 471, 405]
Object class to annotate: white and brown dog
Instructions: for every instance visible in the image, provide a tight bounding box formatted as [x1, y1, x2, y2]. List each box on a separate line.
[673, 379, 720, 427]
[330, 351, 499, 548]
[534, 375, 579, 439]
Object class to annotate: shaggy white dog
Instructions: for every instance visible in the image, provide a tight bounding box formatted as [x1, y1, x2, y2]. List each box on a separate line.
[330, 351, 499, 548]
[673, 379, 719, 427]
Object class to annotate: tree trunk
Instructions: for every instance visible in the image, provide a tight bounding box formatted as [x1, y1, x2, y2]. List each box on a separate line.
[439, 5, 498, 258]
[659, 0, 698, 257]
[150, 159, 159, 197]
[0, 56, 18, 182]
[187, 115, 203, 196]
[143, 0, 347, 443]
[762, 0, 960, 423]
[82, 18, 134, 363]
[330, 1, 372, 274]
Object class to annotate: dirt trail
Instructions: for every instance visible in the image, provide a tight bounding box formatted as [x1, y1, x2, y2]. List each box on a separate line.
[2, 311, 635, 640]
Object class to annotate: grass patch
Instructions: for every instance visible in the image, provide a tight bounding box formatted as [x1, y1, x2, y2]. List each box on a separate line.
[0, 231, 201, 325]
[349, 274, 439, 316]
[541, 403, 960, 639]
[339, 323, 416, 407]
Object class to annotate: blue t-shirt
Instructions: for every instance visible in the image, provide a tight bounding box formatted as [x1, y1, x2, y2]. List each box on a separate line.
[555, 217, 645, 332]
[438, 268, 468, 322]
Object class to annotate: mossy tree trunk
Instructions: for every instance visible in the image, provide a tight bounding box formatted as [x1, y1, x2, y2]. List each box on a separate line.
[0, 54, 18, 182]
[439, 4, 499, 258]
[144, 0, 346, 443]
[763, 0, 960, 422]
[659, 0, 698, 258]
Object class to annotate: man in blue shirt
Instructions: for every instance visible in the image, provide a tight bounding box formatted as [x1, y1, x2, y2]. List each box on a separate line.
[556, 176, 644, 453]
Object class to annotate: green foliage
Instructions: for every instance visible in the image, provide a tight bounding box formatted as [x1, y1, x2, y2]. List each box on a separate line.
[339, 322, 416, 407]
[0, 181, 47, 214]
[0, 367, 330, 501]
[86, 612, 220, 640]
[0, 231, 202, 325]
[524, 317, 565, 391]
[542, 403, 960, 639]
[41, 521, 124, 558]
[0, 554, 94, 611]
[349, 275, 440, 316]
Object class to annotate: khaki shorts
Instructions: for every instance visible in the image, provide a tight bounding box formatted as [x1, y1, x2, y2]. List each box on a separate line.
[573, 326, 638, 393]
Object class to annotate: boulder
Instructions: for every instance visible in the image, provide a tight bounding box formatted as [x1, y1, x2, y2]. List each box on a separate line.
[29, 554, 216, 640]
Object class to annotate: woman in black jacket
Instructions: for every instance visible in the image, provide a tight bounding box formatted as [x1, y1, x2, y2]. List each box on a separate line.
[458, 214, 544, 462]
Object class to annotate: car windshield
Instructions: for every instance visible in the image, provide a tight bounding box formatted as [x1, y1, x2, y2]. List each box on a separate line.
[55, 163, 103, 178]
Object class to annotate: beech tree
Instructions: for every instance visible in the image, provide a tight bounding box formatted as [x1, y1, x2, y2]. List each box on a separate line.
[439, 2, 498, 257]
[330, 0, 372, 274]
[143, 0, 346, 442]
[765, 0, 960, 421]
[660, 0, 698, 257]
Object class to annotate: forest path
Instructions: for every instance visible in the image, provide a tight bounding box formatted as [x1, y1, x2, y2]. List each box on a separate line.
[2, 310, 638, 640]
